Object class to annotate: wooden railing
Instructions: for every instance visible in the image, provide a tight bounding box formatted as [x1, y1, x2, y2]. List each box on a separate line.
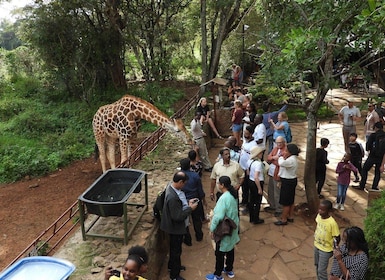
[4, 88, 201, 270]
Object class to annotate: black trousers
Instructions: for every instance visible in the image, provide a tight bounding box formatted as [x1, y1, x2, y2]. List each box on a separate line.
[214, 240, 235, 276]
[184, 201, 204, 242]
[351, 157, 362, 178]
[315, 168, 326, 195]
[241, 171, 249, 205]
[168, 234, 183, 279]
[359, 156, 382, 189]
[248, 179, 264, 223]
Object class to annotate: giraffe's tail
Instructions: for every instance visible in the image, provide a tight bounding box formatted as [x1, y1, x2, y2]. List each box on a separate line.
[94, 144, 99, 162]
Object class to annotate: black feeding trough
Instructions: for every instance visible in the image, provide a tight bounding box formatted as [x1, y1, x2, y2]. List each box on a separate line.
[78, 168, 148, 244]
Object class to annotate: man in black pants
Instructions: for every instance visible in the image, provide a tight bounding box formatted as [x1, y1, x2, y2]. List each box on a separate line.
[179, 158, 206, 245]
[356, 122, 385, 190]
[160, 172, 198, 280]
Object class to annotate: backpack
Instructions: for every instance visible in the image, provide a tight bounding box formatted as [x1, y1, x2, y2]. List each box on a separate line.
[153, 186, 167, 221]
[373, 131, 385, 158]
[284, 123, 292, 143]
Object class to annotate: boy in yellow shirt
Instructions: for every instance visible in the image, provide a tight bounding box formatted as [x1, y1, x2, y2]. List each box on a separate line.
[314, 200, 340, 280]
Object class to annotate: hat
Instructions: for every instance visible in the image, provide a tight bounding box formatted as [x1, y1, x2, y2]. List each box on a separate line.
[286, 144, 300, 156]
[347, 99, 354, 103]
[250, 146, 266, 159]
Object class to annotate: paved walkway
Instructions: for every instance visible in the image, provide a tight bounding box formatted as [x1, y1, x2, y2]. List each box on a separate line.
[53, 87, 383, 280]
[157, 87, 383, 280]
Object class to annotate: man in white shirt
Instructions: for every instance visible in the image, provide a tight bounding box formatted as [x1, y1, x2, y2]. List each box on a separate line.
[338, 99, 361, 152]
[190, 111, 212, 172]
[364, 102, 380, 142]
[253, 114, 266, 150]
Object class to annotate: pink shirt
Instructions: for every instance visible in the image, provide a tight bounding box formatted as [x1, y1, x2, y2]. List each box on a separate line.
[336, 162, 358, 185]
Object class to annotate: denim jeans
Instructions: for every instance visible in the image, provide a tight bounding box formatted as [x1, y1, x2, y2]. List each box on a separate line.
[314, 247, 333, 280]
[336, 184, 348, 204]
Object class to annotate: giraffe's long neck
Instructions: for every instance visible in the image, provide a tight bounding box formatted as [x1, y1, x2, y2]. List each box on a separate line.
[123, 96, 172, 127]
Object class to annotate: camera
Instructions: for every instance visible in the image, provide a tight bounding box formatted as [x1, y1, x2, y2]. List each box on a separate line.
[192, 198, 199, 204]
[111, 269, 120, 277]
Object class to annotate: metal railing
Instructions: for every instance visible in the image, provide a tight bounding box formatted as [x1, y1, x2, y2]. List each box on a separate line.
[5, 87, 201, 270]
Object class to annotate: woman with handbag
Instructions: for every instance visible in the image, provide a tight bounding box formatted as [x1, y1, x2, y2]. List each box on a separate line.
[329, 226, 369, 280]
[206, 176, 240, 280]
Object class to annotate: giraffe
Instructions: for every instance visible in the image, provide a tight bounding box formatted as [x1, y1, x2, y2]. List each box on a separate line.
[93, 95, 193, 172]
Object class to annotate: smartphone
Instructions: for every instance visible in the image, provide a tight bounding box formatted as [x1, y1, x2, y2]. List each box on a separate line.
[111, 269, 120, 277]
[333, 237, 338, 249]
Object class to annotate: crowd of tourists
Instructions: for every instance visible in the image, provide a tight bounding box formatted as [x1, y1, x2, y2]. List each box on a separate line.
[104, 95, 378, 280]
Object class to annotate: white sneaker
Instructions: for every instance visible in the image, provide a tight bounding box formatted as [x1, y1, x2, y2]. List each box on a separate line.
[333, 203, 339, 209]
[340, 204, 345, 211]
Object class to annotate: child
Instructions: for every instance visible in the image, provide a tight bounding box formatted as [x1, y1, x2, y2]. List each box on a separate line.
[105, 254, 147, 280]
[335, 154, 358, 210]
[316, 138, 330, 199]
[348, 132, 364, 183]
[314, 199, 340, 280]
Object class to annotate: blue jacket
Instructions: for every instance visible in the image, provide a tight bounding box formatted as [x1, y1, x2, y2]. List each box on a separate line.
[181, 170, 205, 200]
[263, 104, 288, 137]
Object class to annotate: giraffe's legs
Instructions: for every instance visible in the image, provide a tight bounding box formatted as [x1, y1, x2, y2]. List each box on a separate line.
[94, 132, 109, 173]
[119, 138, 131, 167]
[106, 137, 116, 170]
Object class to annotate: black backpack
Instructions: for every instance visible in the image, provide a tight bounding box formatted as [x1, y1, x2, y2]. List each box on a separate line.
[153, 185, 167, 221]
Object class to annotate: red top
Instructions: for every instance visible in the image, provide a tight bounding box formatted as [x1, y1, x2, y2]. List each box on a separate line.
[232, 109, 244, 125]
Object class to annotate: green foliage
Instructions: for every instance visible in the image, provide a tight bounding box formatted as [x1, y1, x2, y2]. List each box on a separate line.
[0, 72, 189, 183]
[248, 74, 287, 104]
[364, 191, 385, 279]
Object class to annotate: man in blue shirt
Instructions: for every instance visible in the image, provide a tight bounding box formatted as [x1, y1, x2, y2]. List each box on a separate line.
[262, 101, 288, 153]
[180, 158, 206, 245]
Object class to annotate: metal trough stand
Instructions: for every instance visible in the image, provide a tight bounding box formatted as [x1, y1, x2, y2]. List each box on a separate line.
[78, 169, 148, 244]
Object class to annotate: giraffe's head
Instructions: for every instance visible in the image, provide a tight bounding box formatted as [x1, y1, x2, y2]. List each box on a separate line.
[164, 118, 194, 145]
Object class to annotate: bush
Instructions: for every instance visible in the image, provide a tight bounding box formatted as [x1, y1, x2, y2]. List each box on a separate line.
[364, 191, 385, 279]
[0, 79, 190, 183]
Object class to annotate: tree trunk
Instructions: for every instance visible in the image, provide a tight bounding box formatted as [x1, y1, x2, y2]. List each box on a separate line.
[304, 45, 334, 213]
[200, 0, 207, 94]
[304, 110, 318, 212]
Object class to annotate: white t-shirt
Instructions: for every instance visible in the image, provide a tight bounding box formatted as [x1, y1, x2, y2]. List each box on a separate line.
[278, 155, 298, 179]
[247, 159, 264, 182]
[239, 140, 257, 170]
[339, 105, 361, 126]
[253, 123, 266, 148]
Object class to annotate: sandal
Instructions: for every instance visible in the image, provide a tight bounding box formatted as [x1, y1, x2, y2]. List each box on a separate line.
[217, 135, 224, 139]
[274, 220, 288, 226]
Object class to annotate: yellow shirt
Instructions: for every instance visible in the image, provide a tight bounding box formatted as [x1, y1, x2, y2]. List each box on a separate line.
[210, 159, 244, 188]
[314, 214, 340, 252]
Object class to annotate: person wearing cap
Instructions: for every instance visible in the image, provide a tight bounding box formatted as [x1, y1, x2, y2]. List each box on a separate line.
[246, 146, 267, 224]
[338, 99, 361, 153]
[364, 102, 380, 142]
[274, 143, 299, 226]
